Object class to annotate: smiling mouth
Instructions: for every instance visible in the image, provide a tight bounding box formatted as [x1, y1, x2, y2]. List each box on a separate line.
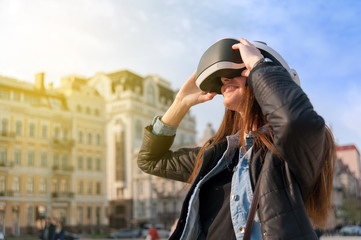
[222, 85, 237, 94]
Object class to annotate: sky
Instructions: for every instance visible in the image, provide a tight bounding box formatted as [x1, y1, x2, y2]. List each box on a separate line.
[1, 0, 361, 150]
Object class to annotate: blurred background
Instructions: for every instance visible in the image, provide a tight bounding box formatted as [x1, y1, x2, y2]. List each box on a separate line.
[0, 0, 360, 238]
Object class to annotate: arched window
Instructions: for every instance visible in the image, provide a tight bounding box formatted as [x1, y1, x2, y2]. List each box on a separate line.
[146, 84, 155, 104]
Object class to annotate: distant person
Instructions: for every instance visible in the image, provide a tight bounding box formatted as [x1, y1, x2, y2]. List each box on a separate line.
[146, 225, 160, 240]
[138, 38, 336, 239]
[40, 217, 55, 240]
[53, 220, 65, 240]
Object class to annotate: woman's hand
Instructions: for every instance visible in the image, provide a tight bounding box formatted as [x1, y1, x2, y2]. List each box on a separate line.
[175, 71, 217, 108]
[232, 38, 264, 77]
[161, 71, 217, 126]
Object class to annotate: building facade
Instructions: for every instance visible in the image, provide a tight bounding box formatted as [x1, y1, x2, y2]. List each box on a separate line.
[88, 70, 197, 229]
[336, 144, 361, 197]
[0, 73, 108, 236]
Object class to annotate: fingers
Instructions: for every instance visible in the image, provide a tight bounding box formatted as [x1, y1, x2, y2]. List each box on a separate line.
[199, 92, 217, 103]
[241, 69, 250, 77]
[239, 38, 253, 46]
[232, 38, 254, 49]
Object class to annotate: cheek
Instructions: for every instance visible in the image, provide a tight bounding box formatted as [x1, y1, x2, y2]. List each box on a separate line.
[222, 89, 244, 110]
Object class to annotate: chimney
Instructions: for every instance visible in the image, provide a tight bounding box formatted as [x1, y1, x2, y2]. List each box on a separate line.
[35, 72, 45, 91]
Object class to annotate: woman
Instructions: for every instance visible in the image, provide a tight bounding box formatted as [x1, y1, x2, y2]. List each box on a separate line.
[138, 38, 336, 239]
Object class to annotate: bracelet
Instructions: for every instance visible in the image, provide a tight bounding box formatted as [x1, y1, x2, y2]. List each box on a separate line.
[252, 57, 266, 69]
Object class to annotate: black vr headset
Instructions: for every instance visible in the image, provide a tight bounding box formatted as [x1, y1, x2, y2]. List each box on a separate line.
[195, 38, 300, 94]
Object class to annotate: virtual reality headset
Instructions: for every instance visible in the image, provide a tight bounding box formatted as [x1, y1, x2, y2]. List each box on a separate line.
[195, 38, 300, 94]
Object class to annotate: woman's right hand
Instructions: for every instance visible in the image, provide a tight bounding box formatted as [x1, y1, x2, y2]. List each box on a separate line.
[175, 71, 217, 108]
[161, 71, 217, 127]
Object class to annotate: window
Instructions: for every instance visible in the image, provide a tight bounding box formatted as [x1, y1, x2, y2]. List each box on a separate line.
[27, 151, 34, 166]
[79, 180, 84, 194]
[87, 157, 92, 170]
[26, 205, 34, 226]
[0, 148, 6, 164]
[77, 206, 84, 224]
[87, 206, 92, 222]
[0, 89, 9, 100]
[53, 153, 59, 167]
[86, 107, 91, 114]
[77, 156, 83, 170]
[61, 155, 67, 169]
[87, 181, 92, 195]
[54, 127, 60, 139]
[41, 125, 48, 138]
[0, 176, 5, 192]
[13, 177, 20, 192]
[76, 105, 82, 113]
[87, 132, 92, 145]
[15, 121, 22, 135]
[146, 84, 155, 104]
[14, 150, 21, 164]
[94, 108, 100, 116]
[78, 131, 83, 143]
[96, 206, 101, 225]
[135, 120, 143, 140]
[13, 91, 20, 101]
[1, 119, 9, 135]
[40, 152, 47, 167]
[39, 178, 47, 193]
[63, 129, 68, 141]
[95, 158, 101, 171]
[60, 179, 67, 192]
[26, 177, 34, 193]
[52, 179, 59, 192]
[96, 134, 101, 145]
[96, 182, 101, 195]
[28, 123, 36, 137]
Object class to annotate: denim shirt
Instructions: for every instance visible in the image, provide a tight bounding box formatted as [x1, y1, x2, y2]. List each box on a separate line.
[152, 117, 262, 240]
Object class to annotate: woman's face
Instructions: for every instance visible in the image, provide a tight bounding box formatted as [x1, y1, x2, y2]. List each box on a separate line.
[221, 76, 247, 112]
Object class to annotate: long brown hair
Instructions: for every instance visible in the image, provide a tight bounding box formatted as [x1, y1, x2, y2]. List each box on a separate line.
[305, 125, 336, 228]
[188, 84, 336, 228]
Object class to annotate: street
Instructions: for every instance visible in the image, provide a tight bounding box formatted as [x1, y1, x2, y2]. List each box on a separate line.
[73, 237, 360, 240]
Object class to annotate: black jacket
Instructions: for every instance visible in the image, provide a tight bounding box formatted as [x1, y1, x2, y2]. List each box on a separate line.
[138, 63, 326, 239]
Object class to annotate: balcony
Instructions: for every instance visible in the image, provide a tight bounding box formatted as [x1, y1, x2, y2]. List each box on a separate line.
[0, 190, 14, 197]
[52, 165, 74, 173]
[50, 138, 75, 149]
[51, 191, 75, 199]
[0, 132, 15, 141]
[0, 161, 14, 169]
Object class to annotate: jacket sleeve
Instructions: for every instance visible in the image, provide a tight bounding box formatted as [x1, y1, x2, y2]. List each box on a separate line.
[137, 125, 200, 182]
[248, 62, 326, 195]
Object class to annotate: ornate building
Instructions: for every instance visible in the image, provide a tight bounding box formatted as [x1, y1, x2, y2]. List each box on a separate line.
[0, 73, 108, 236]
[88, 70, 197, 229]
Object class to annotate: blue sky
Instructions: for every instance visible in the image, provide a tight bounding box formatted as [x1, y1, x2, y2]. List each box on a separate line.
[1, 0, 361, 150]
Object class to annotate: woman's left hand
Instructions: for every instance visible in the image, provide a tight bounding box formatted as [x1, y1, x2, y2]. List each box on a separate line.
[232, 38, 264, 77]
